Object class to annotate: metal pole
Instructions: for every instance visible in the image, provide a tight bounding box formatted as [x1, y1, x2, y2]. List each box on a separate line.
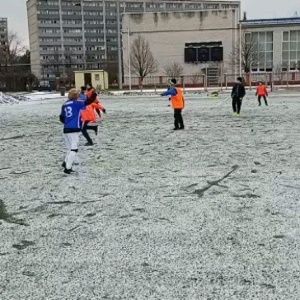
[81, 0, 86, 69]
[128, 18, 131, 91]
[239, 19, 242, 77]
[117, 0, 123, 89]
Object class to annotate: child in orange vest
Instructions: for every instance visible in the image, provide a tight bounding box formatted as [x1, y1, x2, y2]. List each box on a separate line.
[161, 78, 185, 130]
[81, 91, 106, 146]
[256, 81, 268, 106]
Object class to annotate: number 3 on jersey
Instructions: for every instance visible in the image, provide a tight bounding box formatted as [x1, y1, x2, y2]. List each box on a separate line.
[64, 106, 73, 118]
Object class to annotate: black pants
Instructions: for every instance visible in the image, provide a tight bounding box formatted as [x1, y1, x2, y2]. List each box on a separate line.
[174, 109, 184, 129]
[258, 95, 268, 106]
[232, 97, 242, 114]
[81, 121, 96, 144]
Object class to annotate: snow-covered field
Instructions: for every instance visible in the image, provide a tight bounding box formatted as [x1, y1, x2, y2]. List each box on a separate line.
[1, 92, 300, 299]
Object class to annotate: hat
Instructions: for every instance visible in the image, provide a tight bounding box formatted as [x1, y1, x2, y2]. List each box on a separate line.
[169, 78, 177, 85]
[237, 77, 243, 83]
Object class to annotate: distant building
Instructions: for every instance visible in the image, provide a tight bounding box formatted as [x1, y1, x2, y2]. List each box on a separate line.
[0, 18, 8, 47]
[122, 8, 241, 86]
[0, 18, 8, 89]
[241, 17, 300, 72]
[26, 0, 240, 83]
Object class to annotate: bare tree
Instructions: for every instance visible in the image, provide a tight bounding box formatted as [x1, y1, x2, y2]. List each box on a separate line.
[130, 35, 158, 83]
[190, 71, 203, 85]
[229, 37, 262, 73]
[164, 62, 184, 80]
[0, 31, 28, 90]
[273, 64, 284, 83]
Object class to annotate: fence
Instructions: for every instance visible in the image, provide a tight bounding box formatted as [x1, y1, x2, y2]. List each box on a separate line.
[1, 65, 300, 92]
[123, 71, 300, 91]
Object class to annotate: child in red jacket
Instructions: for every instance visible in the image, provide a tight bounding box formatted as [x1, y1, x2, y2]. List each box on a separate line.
[256, 81, 268, 106]
[81, 91, 106, 146]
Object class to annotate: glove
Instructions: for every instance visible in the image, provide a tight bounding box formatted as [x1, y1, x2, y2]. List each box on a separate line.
[102, 109, 106, 114]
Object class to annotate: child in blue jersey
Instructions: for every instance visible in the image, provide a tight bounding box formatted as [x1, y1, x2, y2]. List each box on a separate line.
[59, 88, 90, 174]
[79, 86, 87, 101]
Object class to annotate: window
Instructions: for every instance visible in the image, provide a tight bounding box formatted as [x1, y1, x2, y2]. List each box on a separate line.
[95, 74, 100, 81]
[282, 30, 300, 71]
[244, 31, 273, 72]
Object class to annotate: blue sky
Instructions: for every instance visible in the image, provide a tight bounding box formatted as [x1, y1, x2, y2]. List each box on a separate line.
[2, 0, 300, 47]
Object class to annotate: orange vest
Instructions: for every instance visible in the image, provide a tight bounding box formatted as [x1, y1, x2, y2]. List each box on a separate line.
[171, 88, 184, 109]
[81, 102, 104, 122]
[86, 89, 94, 99]
[257, 85, 268, 96]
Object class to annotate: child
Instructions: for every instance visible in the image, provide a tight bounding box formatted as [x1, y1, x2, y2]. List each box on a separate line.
[79, 86, 87, 101]
[161, 78, 185, 130]
[81, 91, 106, 146]
[256, 81, 268, 106]
[231, 77, 246, 116]
[59, 88, 91, 174]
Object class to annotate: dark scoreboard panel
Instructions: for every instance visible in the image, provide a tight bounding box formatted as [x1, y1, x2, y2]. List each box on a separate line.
[184, 42, 223, 63]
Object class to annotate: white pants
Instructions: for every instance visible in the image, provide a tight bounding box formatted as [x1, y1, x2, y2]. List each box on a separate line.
[64, 132, 80, 170]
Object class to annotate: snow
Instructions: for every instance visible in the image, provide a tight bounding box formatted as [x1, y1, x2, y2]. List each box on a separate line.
[1, 92, 300, 299]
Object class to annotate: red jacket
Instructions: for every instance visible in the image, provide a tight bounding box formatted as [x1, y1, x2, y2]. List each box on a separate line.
[81, 99, 105, 122]
[256, 85, 268, 96]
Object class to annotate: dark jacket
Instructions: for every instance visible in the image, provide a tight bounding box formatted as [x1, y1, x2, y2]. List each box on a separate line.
[231, 83, 246, 99]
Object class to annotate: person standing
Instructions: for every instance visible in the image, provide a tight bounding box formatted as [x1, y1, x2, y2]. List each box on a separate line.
[86, 83, 94, 99]
[161, 78, 185, 130]
[231, 77, 246, 116]
[79, 86, 87, 101]
[59, 89, 91, 174]
[256, 81, 268, 106]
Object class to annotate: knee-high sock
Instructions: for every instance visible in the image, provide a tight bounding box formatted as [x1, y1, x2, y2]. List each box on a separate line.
[66, 150, 77, 170]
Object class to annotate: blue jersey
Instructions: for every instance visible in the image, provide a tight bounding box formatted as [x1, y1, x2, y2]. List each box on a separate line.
[161, 87, 177, 97]
[60, 100, 86, 133]
[79, 93, 87, 101]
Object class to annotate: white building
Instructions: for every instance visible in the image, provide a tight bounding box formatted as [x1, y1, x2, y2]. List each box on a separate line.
[122, 8, 241, 86]
[241, 17, 300, 73]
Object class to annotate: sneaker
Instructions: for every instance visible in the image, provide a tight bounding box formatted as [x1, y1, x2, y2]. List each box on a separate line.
[84, 142, 94, 146]
[233, 112, 237, 116]
[64, 168, 74, 174]
[179, 127, 185, 130]
[173, 128, 179, 130]
[237, 113, 240, 116]
[61, 161, 66, 168]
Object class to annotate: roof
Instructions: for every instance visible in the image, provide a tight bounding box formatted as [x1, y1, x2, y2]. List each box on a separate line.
[74, 70, 106, 73]
[241, 17, 300, 27]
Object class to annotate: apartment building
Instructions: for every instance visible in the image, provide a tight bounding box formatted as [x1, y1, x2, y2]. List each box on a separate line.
[0, 18, 8, 47]
[26, 0, 240, 82]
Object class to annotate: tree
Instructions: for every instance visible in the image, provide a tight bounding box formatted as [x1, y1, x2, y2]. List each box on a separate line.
[163, 62, 184, 80]
[0, 31, 28, 91]
[229, 36, 263, 73]
[190, 71, 203, 85]
[130, 35, 158, 83]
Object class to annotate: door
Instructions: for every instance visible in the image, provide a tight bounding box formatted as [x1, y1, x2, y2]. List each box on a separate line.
[84, 73, 92, 86]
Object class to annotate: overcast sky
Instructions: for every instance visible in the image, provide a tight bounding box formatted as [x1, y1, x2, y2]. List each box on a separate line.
[1, 0, 300, 47]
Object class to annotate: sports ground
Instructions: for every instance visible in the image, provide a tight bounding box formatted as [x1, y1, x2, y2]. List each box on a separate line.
[1, 91, 300, 299]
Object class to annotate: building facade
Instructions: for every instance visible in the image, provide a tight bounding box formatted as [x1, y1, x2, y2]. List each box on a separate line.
[122, 8, 241, 86]
[241, 17, 300, 73]
[0, 18, 8, 89]
[26, 0, 240, 82]
[0, 18, 8, 47]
